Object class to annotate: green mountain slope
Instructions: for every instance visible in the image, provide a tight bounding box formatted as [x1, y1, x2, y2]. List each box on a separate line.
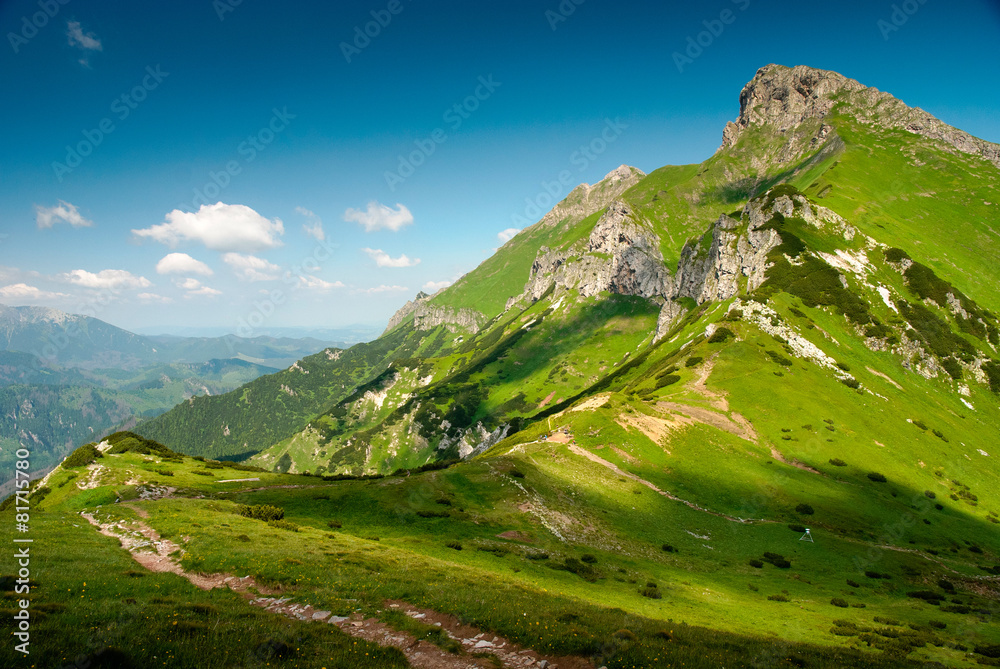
[28, 63, 999, 669]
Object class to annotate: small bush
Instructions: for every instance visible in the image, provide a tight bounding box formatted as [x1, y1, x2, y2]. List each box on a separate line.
[236, 534, 251, 543]
[788, 524, 806, 533]
[850, 602, 866, 608]
[767, 594, 789, 602]
[446, 541, 462, 551]
[639, 585, 662, 599]
[840, 377, 861, 389]
[765, 350, 793, 366]
[327, 520, 342, 529]
[685, 356, 703, 368]
[613, 629, 638, 641]
[924, 490, 936, 499]
[237, 504, 285, 522]
[509, 468, 525, 479]
[836, 362, 851, 372]
[661, 544, 676, 553]
[795, 504, 814, 515]
[864, 570, 891, 580]
[749, 559, 764, 568]
[708, 327, 735, 344]
[874, 616, 902, 626]
[830, 598, 849, 608]
[581, 554, 598, 564]
[928, 620, 946, 630]
[63, 443, 103, 468]
[937, 579, 954, 591]
[267, 520, 299, 532]
[846, 579, 860, 588]
[828, 458, 847, 467]
[867, 472, 887, 483]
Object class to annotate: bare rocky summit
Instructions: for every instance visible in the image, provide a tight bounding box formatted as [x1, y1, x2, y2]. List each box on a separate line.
[723, 64, 1000, 168]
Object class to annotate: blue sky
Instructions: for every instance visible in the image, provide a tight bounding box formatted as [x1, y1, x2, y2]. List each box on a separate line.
[1, 0, 998, 335]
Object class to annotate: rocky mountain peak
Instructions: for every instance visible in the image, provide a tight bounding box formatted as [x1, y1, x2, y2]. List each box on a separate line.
[722, 64, 1000, 168]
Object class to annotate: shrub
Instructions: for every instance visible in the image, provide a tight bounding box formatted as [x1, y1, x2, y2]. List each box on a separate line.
[639, 585, 662, 599]
[708, 327, 735, 344]
[788, 524, 806, 533]
[830, 598, 849, 608]
[932, 429, 949, 442]
[836, 362, 851, 372]
[864, 570, 890, 579]
[417, 509, 450, 519]
[795, 504, 814, 515]
[762, 552, 791, 568]
[924, 490, 936, 499]
[327, 520, 342, 529]
[613, 629, 638, 641]
[850, 603, 866, 608]
[525, 552, 549, 560]
[907, 590, 944, 603]
[63, 443, 103, 468]
[765, 350, 793, 366]
[867, 472, 887, 483]
[236, 534, 251, 542]
[841, 377, 861, 389]
[446, 541, 462, 551]
[874, 616, 901, 626]
[767, 594, 789, 602]
[661, 544, 676, 553]
[155, 469, 174, 477]
[581, 554, 598, 564]
[749, 559, 764, 568]
[846, 579, 860, 588]
[237, 504, 285, 522]
[828, 458, 847, 466]
[928, 620, 946, 630]
[937, 579, 954, 591]
[685, 356, 703, 368]
[267, 520, 299, 532]
[509, 468, 525, 479]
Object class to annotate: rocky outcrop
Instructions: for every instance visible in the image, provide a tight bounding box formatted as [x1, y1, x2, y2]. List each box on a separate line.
[384, 291, 485, 335]
[412, 303, 486, 334]
[537, 165, 646, 229]
[508, 201, 672, 308]
[383, 291, 430, 334]
[723, 64, 1000, 169]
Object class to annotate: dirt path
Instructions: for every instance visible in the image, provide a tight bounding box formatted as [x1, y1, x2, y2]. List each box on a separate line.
[82, 510, 593, 668]
[567, 445, 765, 524]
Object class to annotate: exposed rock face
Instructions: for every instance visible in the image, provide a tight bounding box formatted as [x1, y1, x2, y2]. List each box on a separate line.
[509, 201, 672, 307]
[723, 64, 1000, 168]
[537, 165, 647, 229]
[384, 291, 485, 334]
[674, 200, 783, 304]
[412, 303, 486, 333]
[383, 291, 430, 334]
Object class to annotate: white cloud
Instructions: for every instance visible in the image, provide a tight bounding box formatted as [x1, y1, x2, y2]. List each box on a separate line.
[358, 284, 409, 294]
[422, 280, 452, 293]
[362, 248, 420, 268]
[155, 252, 213, 276]
[0, 283, 69, 301]
[60, 269, 151, 290]
[297, 275, 344, 290]
[132, 203, 284, 252]
[344, 201, 413, 232]
[67, 21, 102, 51]
[222, 253, 281, 281]
[137, 292, 172, 304]
[35, 201, 93, 229]
[497, 228, 521, 244]
[296, 206, 325, 241]
[176, 277, 221, 297]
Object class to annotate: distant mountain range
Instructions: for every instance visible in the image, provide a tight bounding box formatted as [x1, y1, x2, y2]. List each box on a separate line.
[0, 303, 343, 494]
